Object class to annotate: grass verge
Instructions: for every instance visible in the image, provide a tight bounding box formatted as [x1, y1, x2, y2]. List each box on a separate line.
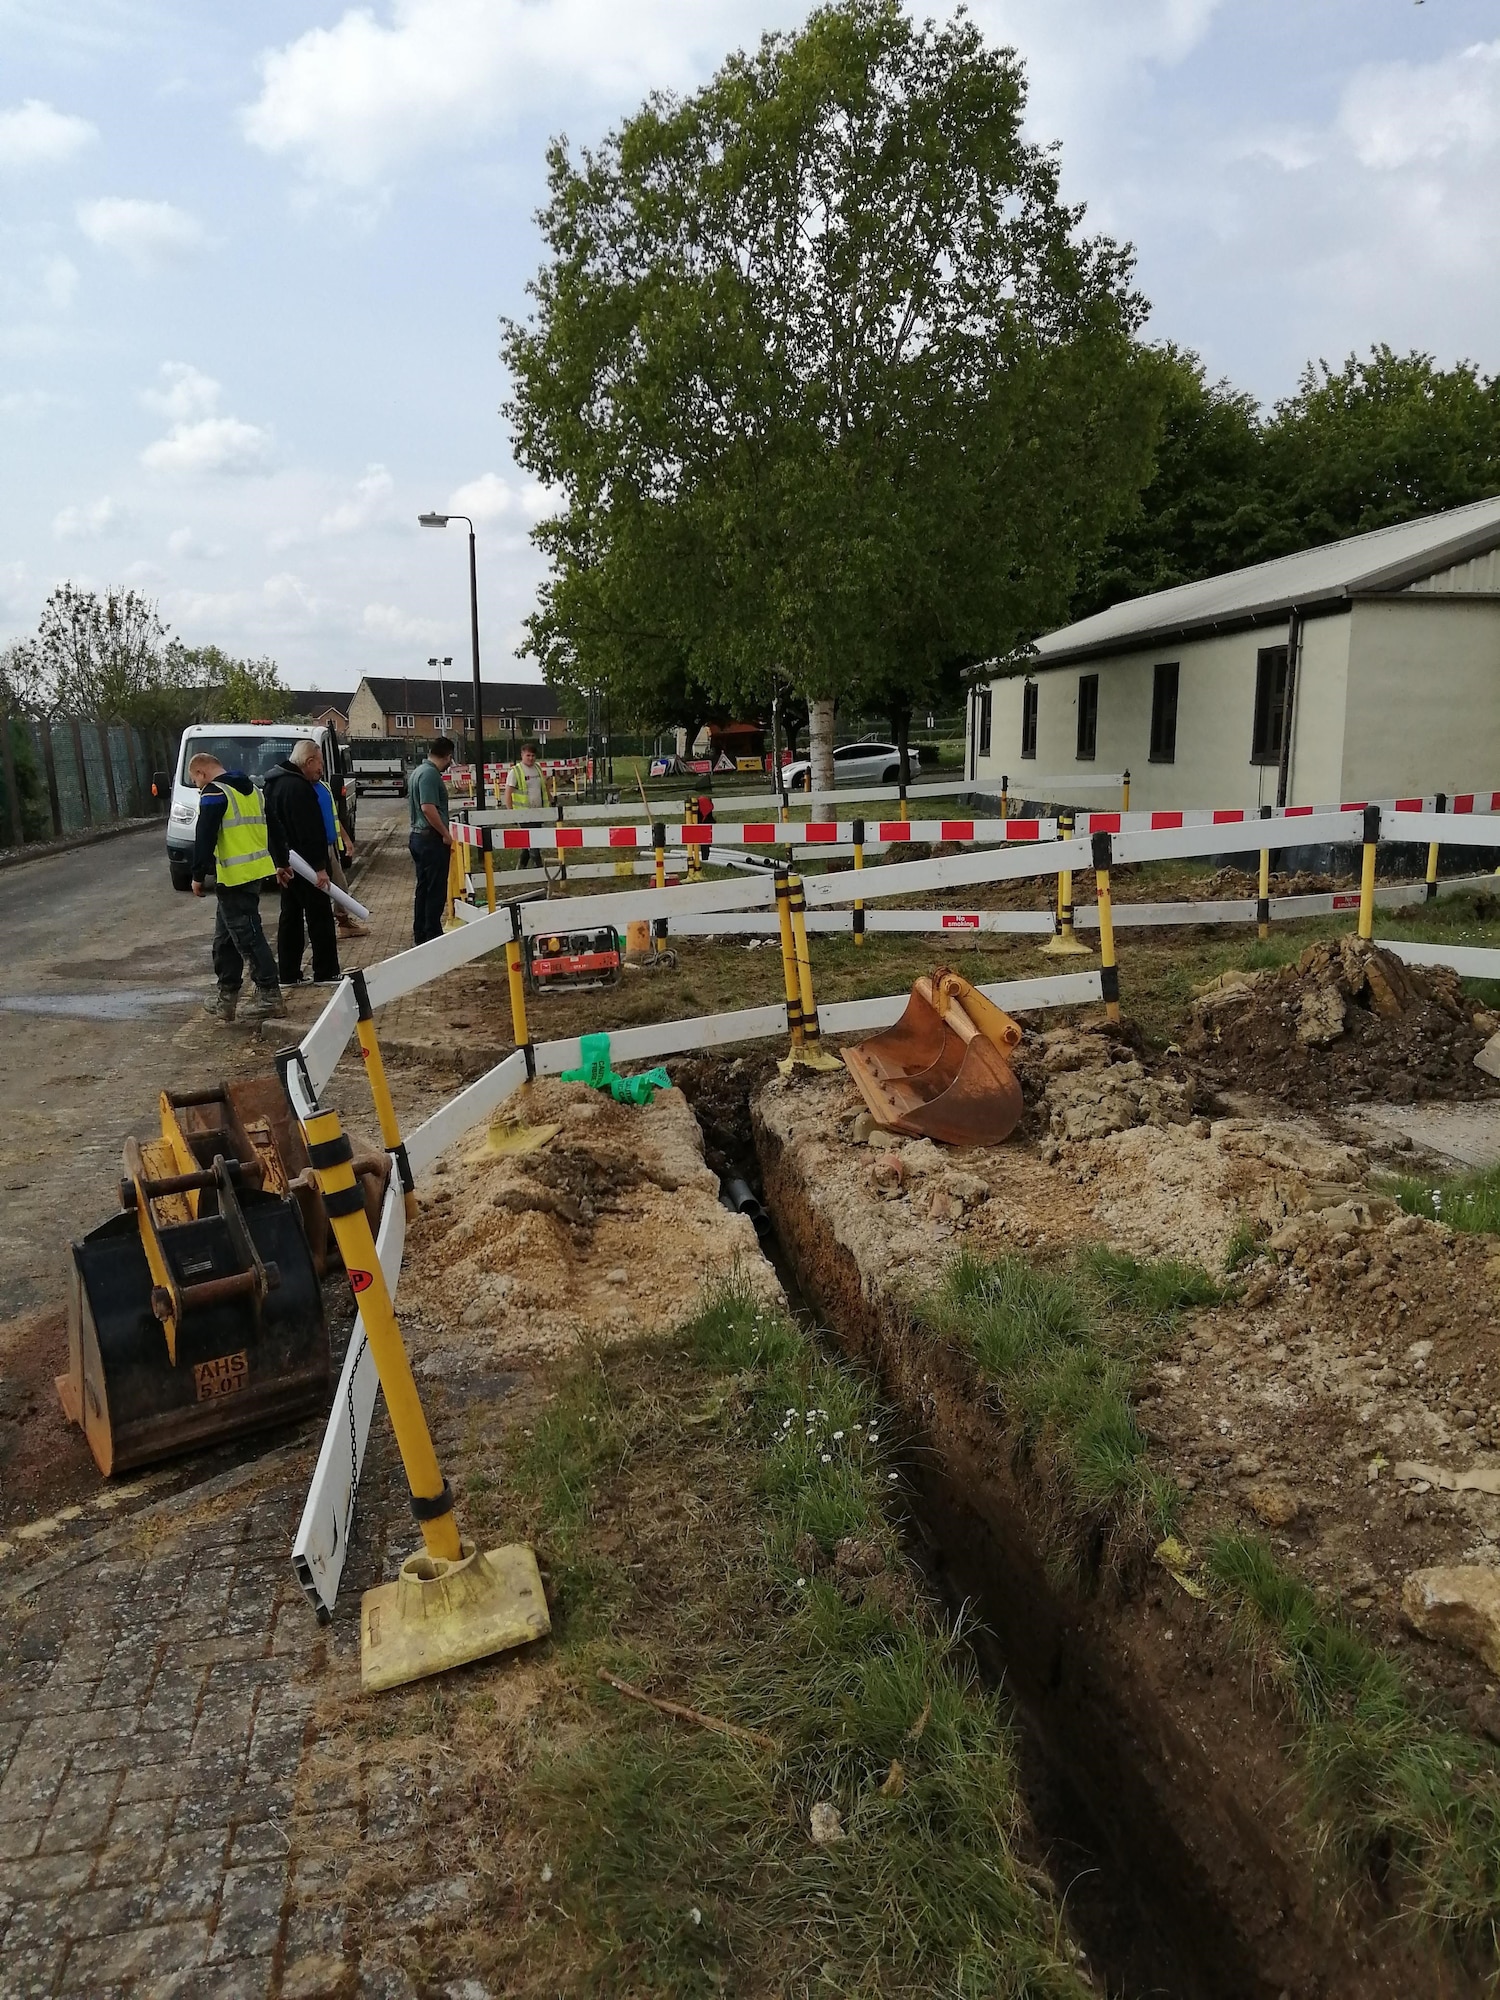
[919, 1246, 1224, 1558]
[491, 1281, 1092, 1998]
[1208, 1531, 1500, 1961]
[1390, 1159, 1500, 1236]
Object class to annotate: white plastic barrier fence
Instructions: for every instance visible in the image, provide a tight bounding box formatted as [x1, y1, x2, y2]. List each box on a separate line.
[1385, 941, 1500, 981]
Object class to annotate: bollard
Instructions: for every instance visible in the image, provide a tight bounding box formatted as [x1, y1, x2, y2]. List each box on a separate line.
[774, 869, 804, 1047]
[1257, 803, 1272, 941]
[1092, 832, 1121, 1026]
[505, 903, 535, 1077]
[999, 773, 1009, 823]
[788, 873, 822, 1042]
[350, 969, 417, 1220]
[1122, 768, 1131, 813]
[898, 775, 909, 823]
[685, 796, 701, 881]
[852, 816, 865, 947]
[1427, 792, 1445, 902]
[1357, 804, 1380, 942]
[1041, 809, 1092, 956]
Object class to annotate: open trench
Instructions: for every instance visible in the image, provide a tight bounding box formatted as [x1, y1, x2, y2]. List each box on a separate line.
[672, 1050, 1474, 2000]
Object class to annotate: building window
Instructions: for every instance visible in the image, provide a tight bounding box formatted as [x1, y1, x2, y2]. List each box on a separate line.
[1251, 646, 1289, 765]
[391, 712, 414, 730]
[977, 689, 992, 757]
[1076, 673, 1098, 761]
[1020, 680, 1038, 759]
[1149, 662, 1179, 763]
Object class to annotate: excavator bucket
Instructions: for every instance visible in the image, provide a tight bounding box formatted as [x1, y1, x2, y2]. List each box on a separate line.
[843, 968, 1025, 1148]
[54, 1076, 387, 1478]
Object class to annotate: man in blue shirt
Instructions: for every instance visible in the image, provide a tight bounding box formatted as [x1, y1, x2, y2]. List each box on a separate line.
[408, 737, 456, 945]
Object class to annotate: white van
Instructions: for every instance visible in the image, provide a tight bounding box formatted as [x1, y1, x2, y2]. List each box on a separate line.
[159, 721, 355, 891]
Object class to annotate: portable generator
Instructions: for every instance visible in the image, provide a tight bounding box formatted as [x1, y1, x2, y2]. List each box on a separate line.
[526, 925, 622, 994]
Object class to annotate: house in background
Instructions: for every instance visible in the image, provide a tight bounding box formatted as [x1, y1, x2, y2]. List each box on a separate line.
[967, 495, 1500, 810]
[284, 690, 354, 734]
[346, 676, 564, 744]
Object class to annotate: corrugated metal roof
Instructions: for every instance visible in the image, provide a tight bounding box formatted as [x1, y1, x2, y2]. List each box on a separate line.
[1032, 493, 1500, 666]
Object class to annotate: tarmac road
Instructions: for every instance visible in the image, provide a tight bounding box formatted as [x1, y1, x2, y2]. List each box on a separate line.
[0, 804, 404, 1526]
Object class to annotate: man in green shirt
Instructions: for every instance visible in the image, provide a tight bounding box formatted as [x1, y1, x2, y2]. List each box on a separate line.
[407, 737, 456, 945]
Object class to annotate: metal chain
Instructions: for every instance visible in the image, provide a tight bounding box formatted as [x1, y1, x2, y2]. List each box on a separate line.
[345, 1330, 369, 1541]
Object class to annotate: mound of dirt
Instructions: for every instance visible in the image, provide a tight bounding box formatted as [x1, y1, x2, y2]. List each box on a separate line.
[1009, 1023, 1197, 1144]
[401, 1078, 781, 1365]
[1187, 937, 1497, 1107]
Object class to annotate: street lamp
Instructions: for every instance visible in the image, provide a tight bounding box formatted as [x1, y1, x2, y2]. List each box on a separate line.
[419, 511, 486, 808]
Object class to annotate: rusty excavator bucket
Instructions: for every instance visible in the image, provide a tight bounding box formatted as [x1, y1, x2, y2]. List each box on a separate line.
[57, 1078, 389, 1478]
[842, 968, 1025, 1148]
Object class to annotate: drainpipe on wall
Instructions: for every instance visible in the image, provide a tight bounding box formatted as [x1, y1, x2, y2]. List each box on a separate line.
[1275, 608, 1303, 809]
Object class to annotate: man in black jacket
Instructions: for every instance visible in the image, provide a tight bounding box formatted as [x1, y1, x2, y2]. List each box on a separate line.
[263, 740, 340, 985]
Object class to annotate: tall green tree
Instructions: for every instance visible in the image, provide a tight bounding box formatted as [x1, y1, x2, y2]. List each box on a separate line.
[505, 0, 1163, 783]
[167, 644, 291, 723]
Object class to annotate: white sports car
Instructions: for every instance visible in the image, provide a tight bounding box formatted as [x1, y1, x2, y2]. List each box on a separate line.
[779, 740, 922, 790]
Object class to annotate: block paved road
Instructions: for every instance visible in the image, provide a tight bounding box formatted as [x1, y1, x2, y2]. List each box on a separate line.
[0, 799, 481, 1999]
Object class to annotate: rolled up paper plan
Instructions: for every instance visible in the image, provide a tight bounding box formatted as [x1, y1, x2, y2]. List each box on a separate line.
[288, 847, 371, 923]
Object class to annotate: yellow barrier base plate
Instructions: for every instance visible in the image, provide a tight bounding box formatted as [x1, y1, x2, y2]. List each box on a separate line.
[1039, 932, 1095, 958]
[360, 1542, 551, 1692]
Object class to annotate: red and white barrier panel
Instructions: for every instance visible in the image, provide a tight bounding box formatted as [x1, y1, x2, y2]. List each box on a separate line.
[452, 815, 1060, 850]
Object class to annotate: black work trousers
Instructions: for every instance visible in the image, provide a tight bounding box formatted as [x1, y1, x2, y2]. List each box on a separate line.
[212, 883, 280, 993]
[278, 875, 340, 983]
[410, 831, 450, 945]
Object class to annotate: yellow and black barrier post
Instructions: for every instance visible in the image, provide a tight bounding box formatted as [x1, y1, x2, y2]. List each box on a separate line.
[554, 782, 568, 886]
[1122, 769, 1131, 813]
[280, 1062, 549, 1692]
[651, 821, 669, 956]
[1042, 808, 1092, 957]
[443, 826, 467, 928]
[789, 873, 823, 1047]
[685, 795, 701, 882]
[774, 868, 803, 1049]
[350, 969, 417, 1221]
[505, 903, 536, 1078]
[999, 773, 1009, 823]
[852, 816, 865, 947]
[1358, 804, 1380, 943]
[480, 825, 498, 915]
[1427, 791, 1445, 901]
[1092, 831, 1121, 1026]
[1257, 803, 1272, 941]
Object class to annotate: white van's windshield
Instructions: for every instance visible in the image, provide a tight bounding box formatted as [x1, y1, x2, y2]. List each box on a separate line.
[178, 734, 307, 784]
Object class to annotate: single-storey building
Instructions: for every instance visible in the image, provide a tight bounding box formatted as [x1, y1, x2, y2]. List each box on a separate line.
[347, 676, 564, 744]
[966, 495, 1500, 810]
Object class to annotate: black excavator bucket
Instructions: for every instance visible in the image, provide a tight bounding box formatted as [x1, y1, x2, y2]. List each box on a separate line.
[64, 1184, 328, 1477]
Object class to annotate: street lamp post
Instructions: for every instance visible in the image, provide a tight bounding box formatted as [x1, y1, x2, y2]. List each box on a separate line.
[419, 512, 485, 809]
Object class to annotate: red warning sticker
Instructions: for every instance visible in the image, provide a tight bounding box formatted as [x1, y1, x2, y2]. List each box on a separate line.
[349, 1269, 374, 1293]
[941, 913, 980, 930]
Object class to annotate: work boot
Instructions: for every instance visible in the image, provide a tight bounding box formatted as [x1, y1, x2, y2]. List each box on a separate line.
[244, 984, 289, 1021]
[337, 918, 370, 938]
[202, 986, 239, 1023]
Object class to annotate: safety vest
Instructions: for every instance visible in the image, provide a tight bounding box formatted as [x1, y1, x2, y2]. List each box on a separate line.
[213, 782, 272, 888]
[507, 762, 547, 807]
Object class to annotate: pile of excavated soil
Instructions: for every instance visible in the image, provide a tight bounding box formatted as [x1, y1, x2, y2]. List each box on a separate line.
[400, 1078, 780, 1368]
[754, 1063, 1500, 1727]
[1187, 937, 1499, 1107]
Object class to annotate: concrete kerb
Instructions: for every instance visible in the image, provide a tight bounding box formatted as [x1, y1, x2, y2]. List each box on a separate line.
[0, 814, 162, 872]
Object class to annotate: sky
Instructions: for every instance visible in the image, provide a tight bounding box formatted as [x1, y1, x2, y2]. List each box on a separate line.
[2, 0, 1499, 691]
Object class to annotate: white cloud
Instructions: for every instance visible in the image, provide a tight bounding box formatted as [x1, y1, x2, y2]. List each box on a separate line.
[362, 599, 444, 643]
[1340, 39, 1500, 171]
[0, 100, 98, 172]
[53, 494, 126, 539]
[321, 462, 394, 533]
[141, 361, 221, 422]
[445, 471, 554, 523]
[76, 197, 207, 272]
[142, 415, 272, 475]
[167, 526, 224, 560]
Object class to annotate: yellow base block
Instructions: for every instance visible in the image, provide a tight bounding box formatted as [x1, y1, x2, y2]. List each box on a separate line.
[1039, 931, 1095, 958]
[777, 1045, 845, 1075]
[360, 1542, 551, 1692]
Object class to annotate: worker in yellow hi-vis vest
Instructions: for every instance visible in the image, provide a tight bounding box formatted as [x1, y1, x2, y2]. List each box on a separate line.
[503, 741, 552, 871]
[187, 753, 288, 1026]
